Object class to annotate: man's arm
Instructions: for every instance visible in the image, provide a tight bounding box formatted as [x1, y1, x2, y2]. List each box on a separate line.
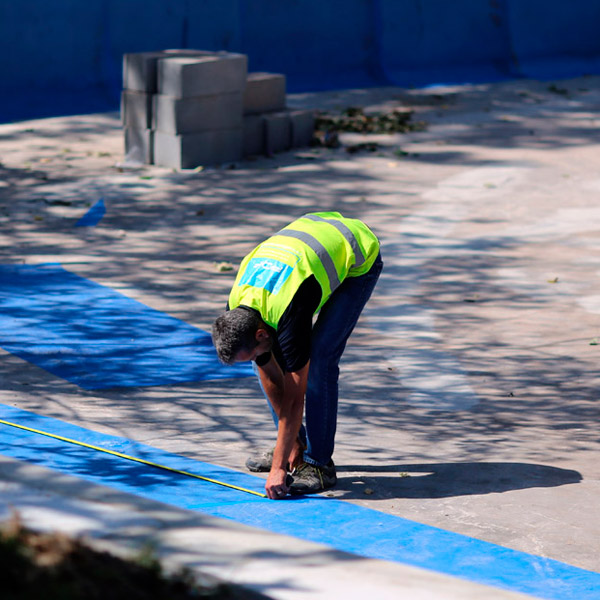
[257, 354, 309, 499]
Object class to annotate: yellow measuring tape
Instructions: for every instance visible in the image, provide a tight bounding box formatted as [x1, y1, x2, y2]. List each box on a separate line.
[0, 418, 267, 499]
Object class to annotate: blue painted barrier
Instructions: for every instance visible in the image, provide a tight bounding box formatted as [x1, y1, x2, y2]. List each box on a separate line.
[1, 1, 600, 122]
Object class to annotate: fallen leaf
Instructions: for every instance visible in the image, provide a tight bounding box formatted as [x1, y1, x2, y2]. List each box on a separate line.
[215, 262, 234, 272]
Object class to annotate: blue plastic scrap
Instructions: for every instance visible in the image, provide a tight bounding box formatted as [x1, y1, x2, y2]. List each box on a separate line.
[75, 198, 106, 227]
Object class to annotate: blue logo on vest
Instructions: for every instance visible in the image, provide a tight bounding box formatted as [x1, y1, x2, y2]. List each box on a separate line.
[239, 258, 293, 294]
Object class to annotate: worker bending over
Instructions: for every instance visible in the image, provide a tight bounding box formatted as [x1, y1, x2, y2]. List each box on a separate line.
[212, 211, 382, 499]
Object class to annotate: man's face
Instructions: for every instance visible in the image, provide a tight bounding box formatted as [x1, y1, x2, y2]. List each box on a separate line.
[233, 329, 272, 363]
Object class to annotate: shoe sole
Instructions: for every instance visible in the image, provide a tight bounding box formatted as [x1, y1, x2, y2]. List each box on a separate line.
[246, 463, 270, 473]
[289, 477, 337, 495]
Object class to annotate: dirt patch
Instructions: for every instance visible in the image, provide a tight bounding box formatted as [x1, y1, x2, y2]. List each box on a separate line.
[1, 515, 267, 600]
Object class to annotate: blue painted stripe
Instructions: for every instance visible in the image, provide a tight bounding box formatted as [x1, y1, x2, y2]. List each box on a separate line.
[0, 404, 598, 599]
[0, 264, 252, 388]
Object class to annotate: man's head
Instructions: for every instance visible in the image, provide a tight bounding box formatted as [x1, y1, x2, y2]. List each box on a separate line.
[212, 307, 272, 364]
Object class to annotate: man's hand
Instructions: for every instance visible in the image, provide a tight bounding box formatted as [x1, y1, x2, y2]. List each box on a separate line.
[258, 359, 309, 500]
[265, 467, 290, 499]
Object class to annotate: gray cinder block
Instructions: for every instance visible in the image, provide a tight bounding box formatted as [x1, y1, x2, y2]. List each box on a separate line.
[290, 109, 315, 148]
[123, 51, 166, 93]
[263, 111, 291, 155]
[153, 129, 243, 169]
[123, 49, 213, 93]
[121, 91, 153, 129]
[124, 128, 153, 164]
[153, 92, 243, 135]
[157, 52, 248, 98]
[243, 72, 286, 115]
[242, 115, 265, 157]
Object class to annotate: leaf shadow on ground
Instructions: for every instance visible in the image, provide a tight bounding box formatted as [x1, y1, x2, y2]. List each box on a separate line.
[1, 77, 600, 508]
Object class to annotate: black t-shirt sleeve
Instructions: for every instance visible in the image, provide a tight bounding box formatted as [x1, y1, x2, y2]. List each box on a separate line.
[229, 277, 321, 372]
[274, 275, 321, 372]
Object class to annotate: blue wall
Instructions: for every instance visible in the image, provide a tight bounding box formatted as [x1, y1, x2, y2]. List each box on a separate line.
[2, 0, 600, 122]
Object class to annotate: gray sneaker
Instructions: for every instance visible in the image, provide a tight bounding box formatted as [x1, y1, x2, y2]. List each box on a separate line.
[289, 461, 337, 494]
[245, 447, 274, 472]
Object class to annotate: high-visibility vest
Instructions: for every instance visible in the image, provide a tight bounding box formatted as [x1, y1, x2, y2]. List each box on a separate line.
[228, 212, 380, 329]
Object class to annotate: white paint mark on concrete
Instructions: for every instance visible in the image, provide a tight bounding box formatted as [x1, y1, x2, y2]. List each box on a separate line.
[582, 178, 600, 193]
[373, 303, 480, 411]
[502, 208, 600, 241]
[393, 350, 481, 411]
[577, 295, 600, 315]
[369, 165, 530, 411]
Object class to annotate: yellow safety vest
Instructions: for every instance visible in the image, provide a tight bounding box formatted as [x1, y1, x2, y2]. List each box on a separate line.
[228, 212, 380, 329]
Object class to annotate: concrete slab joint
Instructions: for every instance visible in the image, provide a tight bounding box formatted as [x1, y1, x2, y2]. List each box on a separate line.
[122, 50, 314, 169]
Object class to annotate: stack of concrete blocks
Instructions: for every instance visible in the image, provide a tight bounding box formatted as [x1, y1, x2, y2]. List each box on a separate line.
[122, 50, 207, 164]
[122, 50, 315, 169]
[122, 50, 247, 168]
[242, 72, 315, 158]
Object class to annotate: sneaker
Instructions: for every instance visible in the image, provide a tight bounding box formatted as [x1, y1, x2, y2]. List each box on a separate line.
[289, 461, 337, 495]
[245, 447, 274, 472]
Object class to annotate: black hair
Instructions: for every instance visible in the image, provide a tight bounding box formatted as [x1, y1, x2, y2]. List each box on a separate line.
[211, 307, 262, 365]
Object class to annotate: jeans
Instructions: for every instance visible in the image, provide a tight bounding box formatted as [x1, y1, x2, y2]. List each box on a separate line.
[254, 253, 383, 468]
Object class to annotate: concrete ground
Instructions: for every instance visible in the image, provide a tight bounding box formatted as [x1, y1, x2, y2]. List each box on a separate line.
[1, 75, 599, 597]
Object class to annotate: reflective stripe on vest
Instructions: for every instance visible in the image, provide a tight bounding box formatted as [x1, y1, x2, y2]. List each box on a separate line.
[275, 228, 341, 292]
[302, 214, 366, 267]
[275, 214, 367, 294]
